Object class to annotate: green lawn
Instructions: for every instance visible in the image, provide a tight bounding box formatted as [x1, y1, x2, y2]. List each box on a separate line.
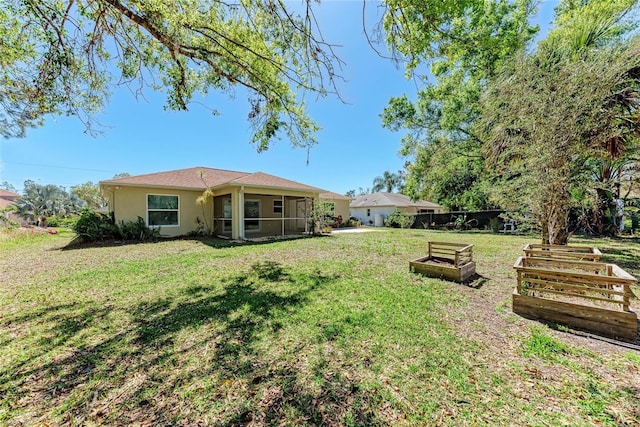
[1, 229, 639, 425]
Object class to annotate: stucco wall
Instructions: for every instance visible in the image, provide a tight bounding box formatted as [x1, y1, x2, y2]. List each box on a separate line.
[104, 184, 318, 238]
[108, 186, 212, 237]
[321, 197, 350, 222]
[350, 206, 414, 226]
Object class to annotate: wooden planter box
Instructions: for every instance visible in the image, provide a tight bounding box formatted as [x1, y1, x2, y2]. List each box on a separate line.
[513, 256, 637, 341]
[410, 242, 476, 282]
[523, 243, 602, 262]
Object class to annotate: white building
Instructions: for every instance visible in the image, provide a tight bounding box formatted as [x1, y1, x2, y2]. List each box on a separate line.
[349, 192, 444, 226]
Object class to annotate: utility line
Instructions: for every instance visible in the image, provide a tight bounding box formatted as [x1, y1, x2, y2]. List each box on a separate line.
[2, 161, 116, 174]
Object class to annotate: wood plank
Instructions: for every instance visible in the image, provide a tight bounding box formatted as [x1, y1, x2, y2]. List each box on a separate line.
[520, 286, 624, 306]
[521, 271, 631, 289]
[522, 277, 625, 297]
[429, 241, 469, 248]
[512, 291, 638, 341]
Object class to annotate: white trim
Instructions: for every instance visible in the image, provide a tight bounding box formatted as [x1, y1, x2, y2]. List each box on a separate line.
[146, 193, 180, 228]
[273, 198, 283, 214]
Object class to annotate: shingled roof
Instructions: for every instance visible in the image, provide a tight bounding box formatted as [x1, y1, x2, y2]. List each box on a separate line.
[349, 192, 442, 209]
[319, 191, 350, 200]
[0, 189, 20, 209]
[100, 167, 325, 192]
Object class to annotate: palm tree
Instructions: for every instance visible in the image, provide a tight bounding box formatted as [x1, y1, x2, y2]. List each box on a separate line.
[372, 170, 405, 193]
[14, 182, 82, 226]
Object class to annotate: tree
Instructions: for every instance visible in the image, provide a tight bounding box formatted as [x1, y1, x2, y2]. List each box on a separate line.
[372, 170, 404, 193]
[480, 0, 640, 244]
[380, 0, 537, 208]
[15, 180, 84, 225]
[1, 0, 343, 150]
[345, 189, 356, 198]
[71, 181, 107, 209]
[0, 181, 17, 192]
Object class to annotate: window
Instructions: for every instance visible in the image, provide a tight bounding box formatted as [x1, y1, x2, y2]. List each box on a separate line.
[367, 208, 371, 217]
[273, 199, 283, 214]
[323, 202, 335, 215]
[418, 209, 435, 214]
[244, 200, 260, 232]
[223, 198, 232, 232]
[147, 194, 179, 227]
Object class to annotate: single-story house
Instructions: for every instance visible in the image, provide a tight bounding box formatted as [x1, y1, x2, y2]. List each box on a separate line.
[350, 192, 444, 226]
[318, 191, 351, 225]
[100, 167, 328, 239]
[0, 189, 24, 224]
[0, 189, 20, 209]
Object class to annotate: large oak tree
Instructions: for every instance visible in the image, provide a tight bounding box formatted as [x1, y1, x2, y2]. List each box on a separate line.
[1, 0, 344, 150]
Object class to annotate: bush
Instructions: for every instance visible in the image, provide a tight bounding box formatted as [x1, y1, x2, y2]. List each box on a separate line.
[47, 215, 80, 228]
[489, 217, 502, 233]
[72, 209, 159, 243]
[120, 217, 160, 241]
[73, 209, 120, 241]
[384, 209, 415, 229]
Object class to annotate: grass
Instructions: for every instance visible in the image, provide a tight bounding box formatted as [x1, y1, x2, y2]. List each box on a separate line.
[0, 228, 639, 425]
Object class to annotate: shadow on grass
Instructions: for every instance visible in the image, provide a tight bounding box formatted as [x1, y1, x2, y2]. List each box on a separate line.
[599, 247, 640, 276]
[0, 261, 380, 425]
[58, 234, 322, 251]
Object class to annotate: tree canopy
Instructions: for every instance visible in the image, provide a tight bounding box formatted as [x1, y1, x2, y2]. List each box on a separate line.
[1, 0, 343, 150]
[380, 0, 537, 207]
[479, 0, 640, 243]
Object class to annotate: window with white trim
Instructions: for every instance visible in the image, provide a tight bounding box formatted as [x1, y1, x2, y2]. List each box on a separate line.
[273, 199, 283, 214]
[147, 194, 179, 227]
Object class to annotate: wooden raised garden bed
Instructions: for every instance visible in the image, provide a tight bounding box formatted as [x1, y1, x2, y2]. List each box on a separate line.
[513, 256, 637, 341]
[523, 243, 602, 262]
[410, 241, 475, 282]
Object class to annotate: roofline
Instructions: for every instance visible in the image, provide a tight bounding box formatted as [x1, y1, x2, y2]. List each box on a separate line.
[100, 180, 326, 194]
[100, 182, 205, 191]
[222, 182, 326, 193]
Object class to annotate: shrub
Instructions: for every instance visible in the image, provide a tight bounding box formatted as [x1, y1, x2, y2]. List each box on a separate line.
[47, 215, 80, 228]
[120, 217, 160, 241]
[489, 217, 502, 233]
[384, 209, 415, 229]
[0, 211, 20, 230]
[73, 209, 120, 241]
[73, 210, 160, 243]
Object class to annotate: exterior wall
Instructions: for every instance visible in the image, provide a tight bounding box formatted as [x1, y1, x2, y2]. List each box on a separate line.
[244, 193, 288, 237]
[103, 184, 318, 239]
[349, 206, 412, 226]
[104, 186, 212, 237]
[320, 197, 350, 221]
[350, 205, 443, 226]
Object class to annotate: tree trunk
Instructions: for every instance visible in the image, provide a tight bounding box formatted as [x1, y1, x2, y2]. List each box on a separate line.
[539, 187, 570, 245]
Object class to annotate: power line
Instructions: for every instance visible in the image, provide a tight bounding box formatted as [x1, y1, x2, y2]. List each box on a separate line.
[2, 161, 116, 174]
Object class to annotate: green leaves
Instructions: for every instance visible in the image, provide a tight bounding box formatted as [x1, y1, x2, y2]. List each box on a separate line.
[381, 1, 537, 211]
[2, 0, 339, 149]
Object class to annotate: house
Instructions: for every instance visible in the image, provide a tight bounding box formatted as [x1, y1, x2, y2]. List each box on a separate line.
[0, 189, 23, 224]
[349, 192, 444, 226]
[319, 191, 351, 225]
[100, 167, 327, 239]
[0, 189, 20, 209]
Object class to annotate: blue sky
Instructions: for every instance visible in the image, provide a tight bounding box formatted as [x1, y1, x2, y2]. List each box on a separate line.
[0, 0, 558, 195]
